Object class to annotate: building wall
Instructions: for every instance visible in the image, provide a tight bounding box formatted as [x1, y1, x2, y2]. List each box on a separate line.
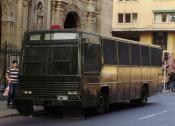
[167, 32, 175, 53]
[112, 0, 175, 52]
[113, 0, 175, 30]
[0, 0, 113, 49]
[140, 32, 152, 45]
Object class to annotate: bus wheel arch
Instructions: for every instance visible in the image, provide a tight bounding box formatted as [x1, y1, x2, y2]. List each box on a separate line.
[140, 83, 149, 104]
[96, 86, 110, 113]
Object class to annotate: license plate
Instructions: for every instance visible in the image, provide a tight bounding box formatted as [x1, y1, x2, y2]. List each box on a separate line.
[57, 96, 68, 101]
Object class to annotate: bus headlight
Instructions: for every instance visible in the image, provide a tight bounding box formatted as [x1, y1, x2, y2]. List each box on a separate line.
[22, 90, 32, 94]
[67, 91, 78, 95]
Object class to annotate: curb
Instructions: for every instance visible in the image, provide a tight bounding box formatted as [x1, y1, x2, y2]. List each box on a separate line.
[0, 113, 19, 119]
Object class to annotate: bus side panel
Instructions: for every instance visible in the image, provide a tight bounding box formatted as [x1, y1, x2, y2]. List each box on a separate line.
[111, 84, 118, 103]
[123, 82, 130, 101]
[158, 68, 163, 91]
[117, 66, 130, 102]
[150, 67, 159, 96]
[130, 67, 142, 100]
[141, 67, 151, 95]
[81, 76, 99, 108]
[101, 66, 118, 104]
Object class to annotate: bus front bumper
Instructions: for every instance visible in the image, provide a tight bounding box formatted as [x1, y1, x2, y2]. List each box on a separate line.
[15, 97, 82, 108]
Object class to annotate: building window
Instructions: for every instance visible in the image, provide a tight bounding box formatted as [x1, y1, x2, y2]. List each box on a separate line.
[132, 13, 137, 23]
[154, 12, 175, 23]
[118, 13, 124, 23]
[118, 13, 137, 23]
[162, 13, 167, 22]
[125, 13, 131, 23]
[152, 32, 167, 50]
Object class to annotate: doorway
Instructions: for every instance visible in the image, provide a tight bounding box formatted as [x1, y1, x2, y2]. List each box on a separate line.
[64, 11, 80, 29]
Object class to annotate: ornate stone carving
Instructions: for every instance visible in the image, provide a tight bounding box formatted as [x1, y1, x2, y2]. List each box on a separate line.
[36, 2, 44, 30]
[51, 0, 67, 11]
[1, 0, 9, 16]
[23, 0, 30, 7]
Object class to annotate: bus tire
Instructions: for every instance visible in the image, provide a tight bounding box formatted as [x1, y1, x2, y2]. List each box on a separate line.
[97, 88, 109, 114]
[130, 85, 148, 106]
[15, 100, 34, 116]
[139, 85, 148, 104]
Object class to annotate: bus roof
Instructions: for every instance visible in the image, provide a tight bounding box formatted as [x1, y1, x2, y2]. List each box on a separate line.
[25, 29, 162, 49]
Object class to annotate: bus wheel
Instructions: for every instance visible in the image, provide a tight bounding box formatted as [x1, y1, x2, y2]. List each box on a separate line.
[15, 100, 34, 116]
[139, 86, 148, 104]
[130, 86, 148, 106]
[97, 93, 109, 114]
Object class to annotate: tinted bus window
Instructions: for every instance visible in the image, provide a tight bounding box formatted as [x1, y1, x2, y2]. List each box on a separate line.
[50, 46, 78, 75]
[53, 47, 70, 61]
[102, 39, 117, 65]
[118, 42, 130, 65]
[151, 48, 162, 66]
[84, 43, 101, 72]
[23, 47, 49, 75]
[131, 44, 141, 66]
[141, 46, 150, 66]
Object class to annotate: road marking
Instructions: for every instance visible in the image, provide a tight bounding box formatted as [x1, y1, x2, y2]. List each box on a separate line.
[138, 110, 167, 120]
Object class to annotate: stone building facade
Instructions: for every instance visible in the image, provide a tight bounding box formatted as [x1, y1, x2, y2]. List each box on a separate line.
[0, 0, 113, 83]
[0, 0, 113, 49]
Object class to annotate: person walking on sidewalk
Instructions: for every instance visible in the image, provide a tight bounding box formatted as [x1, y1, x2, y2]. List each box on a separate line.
[169, 72, 175, 92]
[6, 60, 19, 108]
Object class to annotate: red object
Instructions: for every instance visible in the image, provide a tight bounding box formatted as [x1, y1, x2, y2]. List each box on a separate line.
[50, 25, 62, 30]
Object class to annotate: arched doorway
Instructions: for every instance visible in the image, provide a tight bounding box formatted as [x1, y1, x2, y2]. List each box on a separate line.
[64, 11, 80, 29]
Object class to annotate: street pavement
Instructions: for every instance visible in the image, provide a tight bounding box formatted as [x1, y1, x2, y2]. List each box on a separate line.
[0, 91, 175, 126]
[0, 100, 18, 118]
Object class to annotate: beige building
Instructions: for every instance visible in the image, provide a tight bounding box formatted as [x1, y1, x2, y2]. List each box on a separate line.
[112, 0, 175, 53]
[0, 0, 113, 49]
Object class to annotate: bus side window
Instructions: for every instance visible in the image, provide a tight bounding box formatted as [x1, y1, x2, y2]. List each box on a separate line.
[118, 42, 130, 65]
[102, 39, 117, 65]
[131, 44, 141, 66]
[84, 43, 101, 72]
[151, 48, 162, 66]
[141, 46, 150, 66]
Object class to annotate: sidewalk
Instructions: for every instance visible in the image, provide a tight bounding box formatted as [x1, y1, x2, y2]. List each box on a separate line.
[0, 99, 18, 118]
[161, 89, 173, 94]
[0, 90, 172, 119]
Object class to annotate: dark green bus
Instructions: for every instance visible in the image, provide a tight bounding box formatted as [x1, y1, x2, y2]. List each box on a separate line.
[15, 29, 162, 116]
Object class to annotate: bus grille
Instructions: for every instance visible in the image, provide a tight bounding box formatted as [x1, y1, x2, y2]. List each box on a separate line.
[17, 76, 80, 100]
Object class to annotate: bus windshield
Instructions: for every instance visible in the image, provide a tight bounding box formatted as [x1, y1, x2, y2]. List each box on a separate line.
[22, 45, 78, 76]
[22, 37, 79, 76]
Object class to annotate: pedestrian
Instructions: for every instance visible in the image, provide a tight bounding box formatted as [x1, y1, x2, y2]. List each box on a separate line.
[6, 60, 19, 108]
[169, 72, 175, 92]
